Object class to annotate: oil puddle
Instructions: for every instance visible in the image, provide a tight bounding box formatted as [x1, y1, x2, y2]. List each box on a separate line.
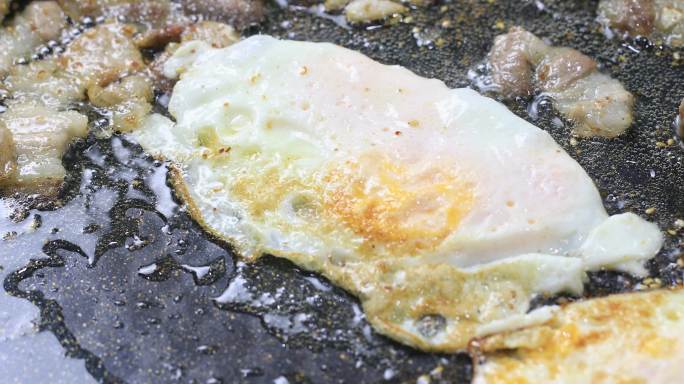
[209, 255, 470, 382]
[137, 255, 226, 286]
[0, 153, 115, 381]
[213, 259, 374, 346]
[0, 248, 96, 384]
[0, 134, 175, 383]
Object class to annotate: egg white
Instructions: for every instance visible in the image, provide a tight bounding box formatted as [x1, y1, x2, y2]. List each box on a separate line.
[132, 36, 662, 351]
[473, 288, 684, 384]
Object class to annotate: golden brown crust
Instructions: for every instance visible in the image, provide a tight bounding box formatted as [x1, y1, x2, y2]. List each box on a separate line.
[59, 23, 145, 88]
[166, 162, 260, 261]
[470, 288, 684, 384]
[153, 162, 566, 352]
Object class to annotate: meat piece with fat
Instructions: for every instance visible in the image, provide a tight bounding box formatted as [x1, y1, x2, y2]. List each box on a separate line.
[0, 104, 88, 195]
[535, 47, 597, 93]
[344, 0, 407, 24]
[3, 60, 85, 108]
[146, 22, 241, 94]
[598, 0, 655, 36]
[88, 75, 153, 133]
[598, 0, 683, 46]
[181, 21, 239, 48]
[486, 27, 634, 138]
[59, 23, 145, 89]
[0, 1, 67, 76]
[550, 72, 634, 138]
[487, 27, 548, 97]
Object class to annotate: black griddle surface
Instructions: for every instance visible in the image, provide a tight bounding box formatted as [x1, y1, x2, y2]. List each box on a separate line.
[2, 1, 684, 383]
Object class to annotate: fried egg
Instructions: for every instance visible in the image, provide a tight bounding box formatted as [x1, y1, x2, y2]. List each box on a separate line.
[131, 36, 663, 352]
[473, 288, 684, 384]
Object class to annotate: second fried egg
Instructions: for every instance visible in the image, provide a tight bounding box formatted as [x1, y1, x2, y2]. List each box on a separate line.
[132, 36, 662, 352]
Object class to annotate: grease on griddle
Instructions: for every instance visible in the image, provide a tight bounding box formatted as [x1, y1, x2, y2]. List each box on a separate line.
[137, 254, 226, 286]
[1, 0, 683, 382]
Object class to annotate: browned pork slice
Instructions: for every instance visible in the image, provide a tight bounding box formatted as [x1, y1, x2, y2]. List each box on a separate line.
[598, 0, 684, 46]
[4, 21, 146, 111]
[487, 27, 549, 97]
[0, 4, 251, 195]
[55, 0, 262, 48]
[181, 21, 239, 48]
[0, 104, 88, 195]
[535, 48, 597, 93]
[3, 60, 85, 108]
[550, 72, 634, 138]
[0, 21, 147, 194]
[88, 75, 153, 133]
[486, 27, 634, 138]
[326, 0, 429, 18]
[59, 23, 145, 89]
[344, 0, 407, 23]
[146, 21, 242, 94]
[598, 0, 655, 36]
[56, 0, 173, 22]
[0, 1, 67, 76]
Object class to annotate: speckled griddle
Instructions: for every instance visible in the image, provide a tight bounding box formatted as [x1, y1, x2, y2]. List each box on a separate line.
[2, 1, 684, 383]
